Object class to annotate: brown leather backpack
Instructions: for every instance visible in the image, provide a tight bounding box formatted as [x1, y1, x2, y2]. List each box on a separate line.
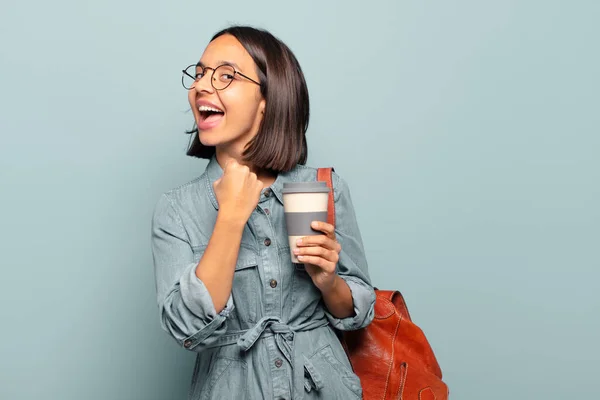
[318, 168, 449, 400]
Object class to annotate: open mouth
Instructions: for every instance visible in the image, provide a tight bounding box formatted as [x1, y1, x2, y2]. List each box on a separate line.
[199, 105, 224, 118]
[198, 105, 224, 130]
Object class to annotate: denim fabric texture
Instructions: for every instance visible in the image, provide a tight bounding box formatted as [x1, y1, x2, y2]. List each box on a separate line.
[152, 156, 376, 399]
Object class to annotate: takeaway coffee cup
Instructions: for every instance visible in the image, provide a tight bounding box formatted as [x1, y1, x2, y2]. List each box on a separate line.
[282, 181, 330, 263]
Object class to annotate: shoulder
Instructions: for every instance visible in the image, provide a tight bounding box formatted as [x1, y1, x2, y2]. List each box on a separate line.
[153, 172, 209, 217]
[162, 174, 206, 202]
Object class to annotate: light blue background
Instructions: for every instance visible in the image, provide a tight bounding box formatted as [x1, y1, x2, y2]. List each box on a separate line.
[1, 1, 598, 399]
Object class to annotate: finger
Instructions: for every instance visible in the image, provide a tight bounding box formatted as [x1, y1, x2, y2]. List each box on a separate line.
[310, 221, 335, 238]
[296, 254, 336, 272]
[295, 246, 339, 264]
[297, 235, 338, 251]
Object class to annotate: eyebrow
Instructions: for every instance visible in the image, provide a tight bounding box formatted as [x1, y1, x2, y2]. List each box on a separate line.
[196, 60, 241, 70]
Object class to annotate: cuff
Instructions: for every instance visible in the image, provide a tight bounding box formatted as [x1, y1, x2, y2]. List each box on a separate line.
[179, 263, 234, 350]
[325, 276, 375, 331]
[180, 262, 234, 319]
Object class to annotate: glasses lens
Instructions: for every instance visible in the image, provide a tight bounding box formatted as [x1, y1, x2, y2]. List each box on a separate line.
[213, 65, 235, 90]
[182, 65, 199, 89]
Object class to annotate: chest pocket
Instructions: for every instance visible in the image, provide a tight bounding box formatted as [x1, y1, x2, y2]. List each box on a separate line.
[231, 246, 260, 325]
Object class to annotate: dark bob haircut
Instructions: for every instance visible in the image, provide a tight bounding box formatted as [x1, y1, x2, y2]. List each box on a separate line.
[186, 26, 309, 172]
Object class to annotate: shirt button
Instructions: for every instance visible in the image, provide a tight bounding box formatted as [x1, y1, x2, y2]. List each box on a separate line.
[264, 208, 270, 215]
[275, 359, 283, 368]
[183, 340, 192, 348]
[264, 238, 271, 246]
[270, 279, 278, 288]
[264, 189, 271, 197]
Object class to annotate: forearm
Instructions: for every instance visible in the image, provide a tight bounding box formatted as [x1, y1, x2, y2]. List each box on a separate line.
[159, 279, 233, 351]
[195, 213, 245, 313]
[321, 275, 355, 319]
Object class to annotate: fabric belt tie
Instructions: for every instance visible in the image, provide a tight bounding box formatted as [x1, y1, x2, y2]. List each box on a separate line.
[208, 316, 329, 397]
[237, 316, 296, 367]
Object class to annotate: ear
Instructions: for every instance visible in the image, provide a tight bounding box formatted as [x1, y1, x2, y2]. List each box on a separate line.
[259, 98, 266, 115]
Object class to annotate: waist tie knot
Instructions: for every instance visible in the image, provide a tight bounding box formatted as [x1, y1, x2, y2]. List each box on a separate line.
[238, 316, 295, 366]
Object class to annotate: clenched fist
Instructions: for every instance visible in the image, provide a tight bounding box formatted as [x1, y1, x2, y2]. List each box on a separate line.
[213, 159, 263, 223]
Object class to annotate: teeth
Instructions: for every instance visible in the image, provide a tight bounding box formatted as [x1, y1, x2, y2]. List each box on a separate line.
[198, 105, 223, 113]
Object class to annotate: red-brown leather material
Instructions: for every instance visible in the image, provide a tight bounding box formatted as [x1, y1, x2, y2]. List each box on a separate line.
[316, 167, 335, 227]
[342, 291, 448, 399]
[317, 168, 449, 400]
[419, 387, 436, 400]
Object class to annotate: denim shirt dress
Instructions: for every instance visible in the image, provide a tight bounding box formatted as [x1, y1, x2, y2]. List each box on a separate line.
[151, 156, 376, 399]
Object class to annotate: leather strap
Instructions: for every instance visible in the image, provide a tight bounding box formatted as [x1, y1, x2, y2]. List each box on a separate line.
[317, 168, 335, 227]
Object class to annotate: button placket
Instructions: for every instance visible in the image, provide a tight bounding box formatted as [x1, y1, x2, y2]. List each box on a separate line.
[265, 337, 290, 399]
[251, 197, 279, 318]
[252, 194, 291, 398]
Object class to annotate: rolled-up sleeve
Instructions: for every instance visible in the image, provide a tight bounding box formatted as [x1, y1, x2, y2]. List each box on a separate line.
[324, 174, 376, 331]
[151, 193, 233, 351]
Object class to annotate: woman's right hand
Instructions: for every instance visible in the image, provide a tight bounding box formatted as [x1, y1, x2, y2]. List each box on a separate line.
[213, 159, 264, 223]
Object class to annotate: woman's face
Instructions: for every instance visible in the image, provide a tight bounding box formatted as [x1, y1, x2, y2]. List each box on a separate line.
[188, 34, 265, 156]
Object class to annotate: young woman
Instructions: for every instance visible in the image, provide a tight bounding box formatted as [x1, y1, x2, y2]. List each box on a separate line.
[151, 26, 375, 400]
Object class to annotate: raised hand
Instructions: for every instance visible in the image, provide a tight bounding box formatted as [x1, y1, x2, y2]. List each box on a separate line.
[213, 159, 264, 224]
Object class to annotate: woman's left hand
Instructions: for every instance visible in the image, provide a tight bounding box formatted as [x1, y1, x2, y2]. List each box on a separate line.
[295, 221, 342, 292]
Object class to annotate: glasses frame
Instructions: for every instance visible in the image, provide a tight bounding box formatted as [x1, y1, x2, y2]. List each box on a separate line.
[182, 64, 261, 91]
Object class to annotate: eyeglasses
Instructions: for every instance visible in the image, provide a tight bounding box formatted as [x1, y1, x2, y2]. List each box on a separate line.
[182, 64, 261, 91]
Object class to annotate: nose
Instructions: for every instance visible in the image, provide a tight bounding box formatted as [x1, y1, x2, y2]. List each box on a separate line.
[194, 71, 215, 94]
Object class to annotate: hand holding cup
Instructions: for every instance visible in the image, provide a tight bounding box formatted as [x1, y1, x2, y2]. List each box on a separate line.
[283, 181, 340, 292]
[295, 220, 342, 292]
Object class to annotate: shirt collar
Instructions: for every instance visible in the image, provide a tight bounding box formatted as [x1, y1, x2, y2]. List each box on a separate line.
[205, 154, 299, 210]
